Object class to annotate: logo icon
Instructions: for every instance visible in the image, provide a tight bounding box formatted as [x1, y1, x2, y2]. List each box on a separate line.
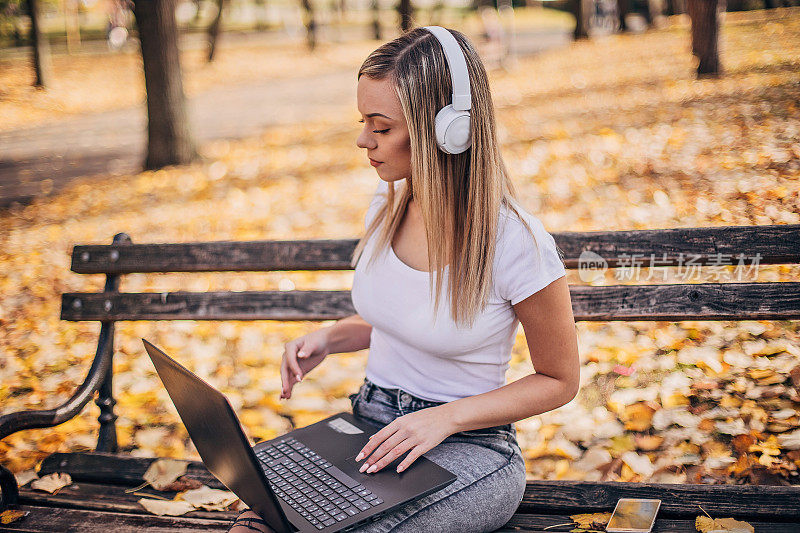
[578, 251, 607, 282]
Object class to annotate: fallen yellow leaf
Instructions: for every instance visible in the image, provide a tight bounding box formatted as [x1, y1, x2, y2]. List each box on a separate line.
[695, 515, 755, 532]
[30, 472, 72, 494]
[138, 497, 195, 516]
[0, 509, 30, 525]
[143, 458, 189, 491]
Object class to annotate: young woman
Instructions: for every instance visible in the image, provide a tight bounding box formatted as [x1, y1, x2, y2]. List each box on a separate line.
[228, 26, 580, 533]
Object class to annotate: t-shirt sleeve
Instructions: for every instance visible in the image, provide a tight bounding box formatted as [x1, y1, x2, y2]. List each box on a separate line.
[364, 179, 390, 229]
[496, 213, 567, 305]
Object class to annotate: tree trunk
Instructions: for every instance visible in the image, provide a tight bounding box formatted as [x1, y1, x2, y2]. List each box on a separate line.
[254, 0, 267, 31]
[430, 0, 445, 26]
[572, 0, 590, 39]
[27, 0, 50, 88]
[132, 0, 198, 170]
[645, 0, 666, 27]
[65, 0, 81, 53]
[371, 0, 381, 39]
[207, 0, 225, 62]
[192, 0, 203, 26]
[666, 0, 686, 15]
[617, 0, 630, 31]
[397, 0, 413, 32]
[14, 24, 24, 46]
[687, 0, 722, 77]
[300, 0, 316, 50]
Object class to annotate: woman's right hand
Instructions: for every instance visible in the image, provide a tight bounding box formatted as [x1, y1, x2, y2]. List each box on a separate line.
[280, 328, 332, 399]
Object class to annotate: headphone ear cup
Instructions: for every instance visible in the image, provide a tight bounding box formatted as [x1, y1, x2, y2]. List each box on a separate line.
[434, 105, 471, 154]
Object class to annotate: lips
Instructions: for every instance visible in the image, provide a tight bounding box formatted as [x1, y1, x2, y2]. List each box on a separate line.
[369, 158, 382, 167]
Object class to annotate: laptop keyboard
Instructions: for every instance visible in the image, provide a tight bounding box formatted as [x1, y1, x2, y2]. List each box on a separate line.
[255, 437, 384, 530]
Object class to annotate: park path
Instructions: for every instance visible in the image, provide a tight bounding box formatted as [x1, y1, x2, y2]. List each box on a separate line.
[0, 29, 569, 208]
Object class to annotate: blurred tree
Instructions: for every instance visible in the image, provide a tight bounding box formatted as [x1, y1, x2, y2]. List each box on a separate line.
[192, 0, 202, 25]
[254, 0, 267, 31]
[398, 0, 413, 31]
[27, 0, 51, 87]
[63, 0, 80, 53]
[429, 0, 444, 26]
[132, 0, 199, 169]
[665, 0, 686, 15]
[207, 0, 224, 61]
[687, 0, 721, 77]
[571, 0, 590, 38]
[0, 0, 26, 46]
[300, 0, 316, 50]
[617, 0, 630, 31]
[642, 0, 665, 27]
[371, 0, 380, 39]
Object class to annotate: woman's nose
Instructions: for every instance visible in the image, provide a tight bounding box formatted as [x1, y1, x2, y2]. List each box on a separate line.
[356, 130, 376, 150]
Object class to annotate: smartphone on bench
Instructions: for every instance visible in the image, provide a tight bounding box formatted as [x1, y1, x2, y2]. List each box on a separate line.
[605, 498, 661, 533]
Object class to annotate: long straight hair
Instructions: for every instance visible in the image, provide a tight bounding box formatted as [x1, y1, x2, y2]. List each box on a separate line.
[350, 27, 544, 329]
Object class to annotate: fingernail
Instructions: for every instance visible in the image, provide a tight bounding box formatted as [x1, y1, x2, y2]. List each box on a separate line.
[298, 351, 305, 357]
[296, 374, 302, 381]
[397, 466, 404, 473]
[367, 464, 377, 473]
[359, 463, 368, 473]
[355, 451, 364, 461]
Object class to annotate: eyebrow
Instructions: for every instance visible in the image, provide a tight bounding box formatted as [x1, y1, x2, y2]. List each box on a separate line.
[365, 113, 393, 120]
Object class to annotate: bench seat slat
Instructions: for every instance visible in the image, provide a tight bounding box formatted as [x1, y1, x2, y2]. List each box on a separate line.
[70, 224, 800, 274]
[60, 282, 800, 321]
[499, 513, 800, 533]
[18, 481, 235, 521]
[38, 453, 800, 521]
[5, 505, 229, 532]
[11, 504, 798, 533]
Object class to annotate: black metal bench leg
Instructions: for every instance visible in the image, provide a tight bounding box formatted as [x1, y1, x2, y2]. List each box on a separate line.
[95, 321, 118, 453]
[0, 233, 130, 495]
[92, 233, 130, 452]
[0, 463, 19, 511]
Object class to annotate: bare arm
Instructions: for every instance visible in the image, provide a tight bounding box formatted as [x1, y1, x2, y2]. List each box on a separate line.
[324, 314, 373, 354]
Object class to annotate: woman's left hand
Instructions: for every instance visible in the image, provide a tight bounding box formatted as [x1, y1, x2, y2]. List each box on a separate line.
[355, 406, 456, 474]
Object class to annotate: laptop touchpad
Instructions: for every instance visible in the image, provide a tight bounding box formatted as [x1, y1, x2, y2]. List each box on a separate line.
[339, 453, 407, 483]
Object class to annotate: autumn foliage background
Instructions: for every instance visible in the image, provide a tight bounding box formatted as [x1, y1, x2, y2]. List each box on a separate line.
[2, 7, 800, 487]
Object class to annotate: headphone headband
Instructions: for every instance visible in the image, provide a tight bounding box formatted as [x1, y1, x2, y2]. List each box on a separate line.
[422, 26, 471, 112]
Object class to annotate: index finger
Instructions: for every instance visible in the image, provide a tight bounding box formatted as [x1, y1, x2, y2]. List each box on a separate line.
[286, 345, 304, 382]
[356, 423, 397, 462]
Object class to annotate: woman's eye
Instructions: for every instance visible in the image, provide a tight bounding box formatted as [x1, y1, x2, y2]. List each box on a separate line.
[358, 120, 388, 134]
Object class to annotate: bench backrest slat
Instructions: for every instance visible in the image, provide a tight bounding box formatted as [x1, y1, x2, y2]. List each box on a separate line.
[70, 225, 800, 274]
[60, 283, 800, 321]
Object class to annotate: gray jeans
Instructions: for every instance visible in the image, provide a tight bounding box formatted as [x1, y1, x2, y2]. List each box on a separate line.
[342, 379, 527, 533]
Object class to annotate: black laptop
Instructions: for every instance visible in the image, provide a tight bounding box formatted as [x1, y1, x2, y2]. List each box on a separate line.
[142, 339, 457, 533]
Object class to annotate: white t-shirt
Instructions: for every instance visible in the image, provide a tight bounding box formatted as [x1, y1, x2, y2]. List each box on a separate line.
[350, 179, 567, 402]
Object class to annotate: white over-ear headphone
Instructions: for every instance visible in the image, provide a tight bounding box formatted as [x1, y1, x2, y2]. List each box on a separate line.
[422, 26, 472, 155]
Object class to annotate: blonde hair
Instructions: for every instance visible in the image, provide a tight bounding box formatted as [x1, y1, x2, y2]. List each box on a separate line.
[350, 27, 548, 329]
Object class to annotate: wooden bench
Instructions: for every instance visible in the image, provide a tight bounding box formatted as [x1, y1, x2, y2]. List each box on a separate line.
[2, 224, 800, 532]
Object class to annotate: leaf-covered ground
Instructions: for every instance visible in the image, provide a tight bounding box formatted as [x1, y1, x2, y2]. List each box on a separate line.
[2, 8, 800, 486]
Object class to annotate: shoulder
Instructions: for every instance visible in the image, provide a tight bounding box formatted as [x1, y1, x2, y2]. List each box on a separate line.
[493, 202, 566, 304]
[496, 202, 554, 250]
